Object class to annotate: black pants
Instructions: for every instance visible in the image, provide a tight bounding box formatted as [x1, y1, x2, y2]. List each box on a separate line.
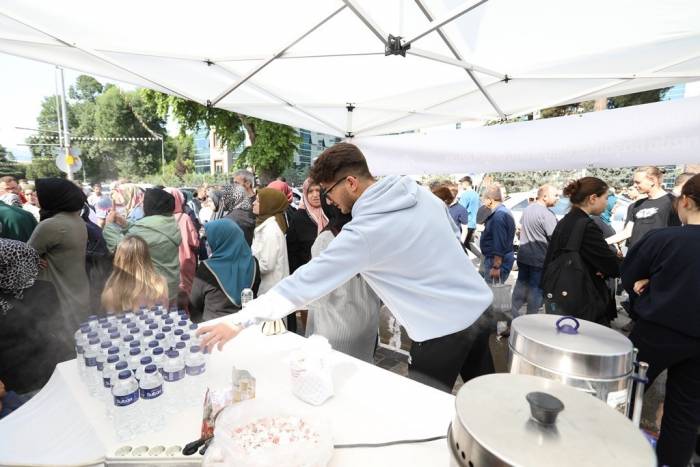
[630, 320, 700, 467]
[408, 312, 495, 393]
[464, 228, 475, 248]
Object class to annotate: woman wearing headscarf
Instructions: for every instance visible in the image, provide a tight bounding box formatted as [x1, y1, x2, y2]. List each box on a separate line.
[0, 239, 64, 393]
[267, 180, 296, 226]
[28, 178, 90, 326]
[81, 204, 112, 313]
[165, 188, 200, 303]
[111, 183, 144, 221]
[190, 219, 260, 322]
[305, 196, 381, 362]
[252, 188, 290, 295]
[103, 188, 182, 302]
[222, 184, 256, 246]
[286, 178, 328, 273]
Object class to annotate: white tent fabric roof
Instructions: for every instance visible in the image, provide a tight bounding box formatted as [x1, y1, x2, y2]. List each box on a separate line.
[355, 96, 700, 175]
[1, 0, 699, 137]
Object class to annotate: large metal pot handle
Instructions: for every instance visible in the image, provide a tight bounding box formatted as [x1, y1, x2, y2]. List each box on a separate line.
[555, 316, 580, 334]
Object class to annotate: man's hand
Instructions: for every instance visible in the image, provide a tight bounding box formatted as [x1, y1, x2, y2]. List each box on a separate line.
[633, 279, 650, 295]
[196, 323, 242, 352]
[105, 209, 117, 225]
[489, 266, 501, 281]
[38, 258, 48, 270]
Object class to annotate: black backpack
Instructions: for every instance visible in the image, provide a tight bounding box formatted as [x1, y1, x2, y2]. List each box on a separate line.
[542, 218, 609, 323]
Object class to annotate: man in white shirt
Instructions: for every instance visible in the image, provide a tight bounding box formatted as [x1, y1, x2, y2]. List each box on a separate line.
[199, 143, 493, 392]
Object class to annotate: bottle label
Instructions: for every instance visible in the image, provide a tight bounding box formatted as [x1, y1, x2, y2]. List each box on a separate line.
[140, 385, 163, 399]
[85, 356, 98, 367]
[103, 376, 111, 388]
[186, 363, 206, 376]
[113, 389, 139, 406]
[163, 369, 185, 382]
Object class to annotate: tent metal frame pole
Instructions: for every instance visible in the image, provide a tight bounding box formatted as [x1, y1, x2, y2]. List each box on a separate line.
[412, 0, 505, 119]
[403, 0, 488, 47]
[407, 48, 505, 78]
[211, 63, 346, 136]
[0, 10, 203, 104]
[342, 0, 388, 45]
[208, 5, 346, 107]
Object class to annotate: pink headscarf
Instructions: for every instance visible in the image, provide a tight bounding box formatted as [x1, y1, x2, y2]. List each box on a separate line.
[267, 180, 293, 203]
[165, 188, 199, 295]
[300, 178, 328, 234]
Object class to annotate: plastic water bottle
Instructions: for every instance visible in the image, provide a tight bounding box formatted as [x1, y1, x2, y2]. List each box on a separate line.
[87, 315, 99, 329]
[74, 325, 91, 378]
[108, 331, 121, 344]
[146, 340, 159, 355]
[127, 348, 142, 374]
[184, 345, 207, 406]
[162, 350, 185, 414]
[139, 364, 165, 431]
[84, 337, 102, 395]
[129, 340, 141, 355]
[110, 361, 129, 387]
[147, 322, 159, 333]
[120, 335, 134, 357]
[135, 356, 153, 382]
[161, 326, 173, 349]
[241, 288, 254, 308]
[128, 328, 140, 341]
[97, 342, 112, 370]
[112, 370, 140, 440]
[151, 347, 165, 372]
[142, 329, 154, 342]
[180, 334, 191, 348]
[103, 355, 120, 389]
[155, 332, 166, 343]
[173, 329, 184, 346]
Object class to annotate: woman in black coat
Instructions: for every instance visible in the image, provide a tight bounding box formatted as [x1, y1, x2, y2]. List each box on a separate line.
[0, 239, 64, 394]
[542, 177, 620, 325]
[286, 179, 329, 273]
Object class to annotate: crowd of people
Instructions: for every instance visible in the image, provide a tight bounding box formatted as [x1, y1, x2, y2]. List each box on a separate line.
[1, 149, 699, 465]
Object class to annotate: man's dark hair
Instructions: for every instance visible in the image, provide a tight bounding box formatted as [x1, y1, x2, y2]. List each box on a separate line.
[309, 143, 372, 184]
[432, 186, 455, 205]
[459, 175, 472, 186]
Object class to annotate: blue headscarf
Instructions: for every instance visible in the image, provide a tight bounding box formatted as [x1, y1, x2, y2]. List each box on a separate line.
[203, 219, 255, 306]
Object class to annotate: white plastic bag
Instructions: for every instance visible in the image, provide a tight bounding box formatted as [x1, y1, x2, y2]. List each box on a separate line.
[203, 398, 333, 467]
[288, 335, 334, 406]
[489, 280, 512, 314]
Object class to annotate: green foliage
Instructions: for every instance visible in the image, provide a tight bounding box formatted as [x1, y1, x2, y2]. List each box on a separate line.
[0, 143, 13, 162]
[140, 171, 230, 188]
[280, 164, 310, 187]
[141, 89, 299, 181]
[609, 89, 668, 108]
[0, 143, 25, 178]
[540, 100, 594, 119]
[28, 76, 172, 181]
[26, 158, 62, 180]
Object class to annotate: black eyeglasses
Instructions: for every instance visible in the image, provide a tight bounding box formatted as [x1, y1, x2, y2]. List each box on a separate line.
[320, 177, 346, 200]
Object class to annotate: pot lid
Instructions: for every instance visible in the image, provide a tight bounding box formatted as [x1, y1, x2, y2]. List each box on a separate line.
[509, 314, 633, 379]
[454, 374, 655, 467]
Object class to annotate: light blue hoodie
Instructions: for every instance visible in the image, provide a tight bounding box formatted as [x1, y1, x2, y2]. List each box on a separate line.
[232, 176, 493, 342]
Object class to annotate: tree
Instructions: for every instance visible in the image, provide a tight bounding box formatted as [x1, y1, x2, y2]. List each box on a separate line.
[26, 158, 62, 180]
[0, 143, 13, 162]
[0, 143, 25, 178]
[609, 89, 669, 109]
[27, 76, 175, 181]
[141, 89, 300, 181]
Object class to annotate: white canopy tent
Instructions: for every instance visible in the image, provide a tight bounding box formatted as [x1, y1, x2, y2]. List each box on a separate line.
[1, 0, 700, 140]
[355, 95, 700, 175]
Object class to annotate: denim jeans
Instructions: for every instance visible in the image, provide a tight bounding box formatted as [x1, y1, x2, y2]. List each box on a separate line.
[510, 262, 544, 318]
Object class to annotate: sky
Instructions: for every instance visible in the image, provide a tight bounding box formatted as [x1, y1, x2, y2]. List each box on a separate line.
[0, 53, 178, 162]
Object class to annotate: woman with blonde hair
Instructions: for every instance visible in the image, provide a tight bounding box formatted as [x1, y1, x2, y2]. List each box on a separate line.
[102, 235, 169, 312]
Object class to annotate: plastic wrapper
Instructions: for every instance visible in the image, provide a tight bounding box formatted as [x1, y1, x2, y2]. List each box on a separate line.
[203, 398, 333, 467]
[288, 335, 334, 406]
[201, 387, 234, 439]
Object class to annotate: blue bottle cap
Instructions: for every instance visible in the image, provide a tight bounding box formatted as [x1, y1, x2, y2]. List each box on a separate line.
[190, 345, 201, 353]
[88, 338, 100, 345]
[156, 333, 165, 340]
[100, 341, 112, 349]
[148, 323, 159, 331]
[108, 346, 120, 355]
[87, 332, 98, 339]
[162, 326, 172, 333]
[129, 340, 141, 348]
[181, 334, 191, 341]
[174, 329, 184, 336]
[107, 355, 120, 364]
[189, 323, 198, 330]
[145, 364, 158, 374]
[142, 330, 153, 338]
[153, 347, 164, 355]
[168, 350, 179, 358]
[175, 342, 186, 350]
[148, 340, 159, 349]
[115, 361, 128, 371]
[140, 356, 152, 365]
[129, 348, 140, 356]
[118, 370, 132, 380]
[123, 335, 134, 342]
[178, 320, 187, 327]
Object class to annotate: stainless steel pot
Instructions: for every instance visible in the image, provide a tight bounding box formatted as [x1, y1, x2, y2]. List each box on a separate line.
[448, 374, 655, 467]
[508, 315, 637, 414]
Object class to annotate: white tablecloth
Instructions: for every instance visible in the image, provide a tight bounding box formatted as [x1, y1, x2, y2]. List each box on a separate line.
[0, 324, 455, 466]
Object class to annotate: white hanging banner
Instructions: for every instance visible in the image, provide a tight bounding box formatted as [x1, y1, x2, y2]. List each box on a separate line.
[354, 96, 700, 175]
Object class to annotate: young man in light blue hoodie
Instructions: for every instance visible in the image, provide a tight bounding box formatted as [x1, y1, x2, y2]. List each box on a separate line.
[199, 143, 494, 392]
